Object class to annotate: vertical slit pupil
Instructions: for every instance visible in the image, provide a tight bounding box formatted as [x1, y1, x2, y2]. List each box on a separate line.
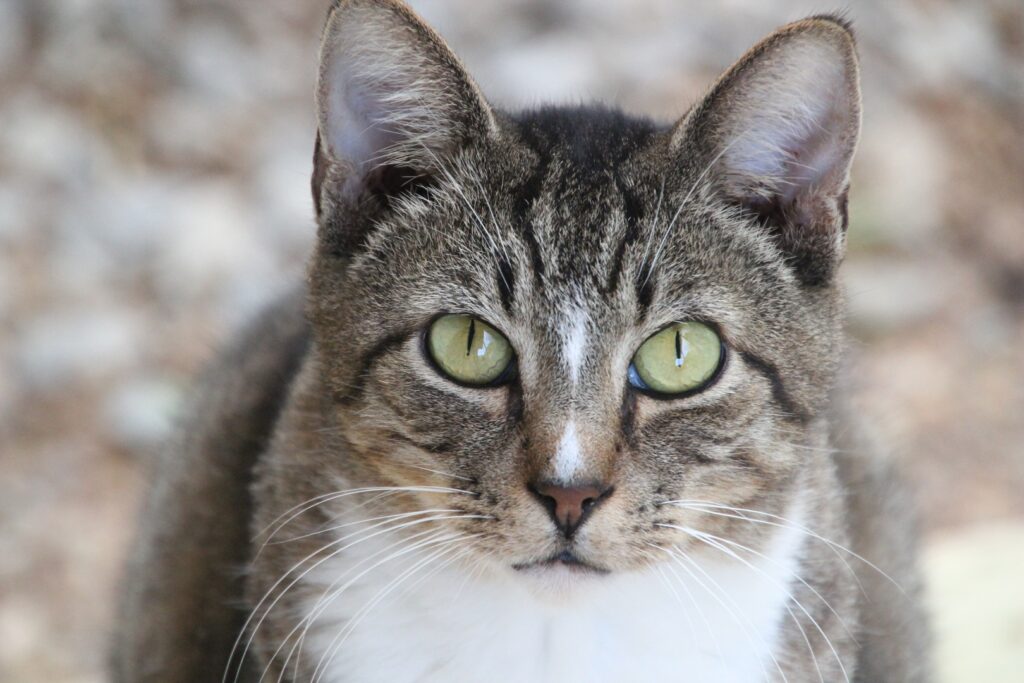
[466, 319, 476, 356]
[674, 328, 683, 367]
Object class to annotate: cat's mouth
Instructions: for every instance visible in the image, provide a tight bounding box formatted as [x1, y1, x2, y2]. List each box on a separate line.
[511, 550, 610, 576]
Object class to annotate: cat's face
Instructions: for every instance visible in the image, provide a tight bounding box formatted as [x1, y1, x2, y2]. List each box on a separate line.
[308, 0, 858, 589]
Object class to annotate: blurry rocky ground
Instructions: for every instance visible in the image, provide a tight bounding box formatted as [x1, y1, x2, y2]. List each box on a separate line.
[0, 0, 1021, 680]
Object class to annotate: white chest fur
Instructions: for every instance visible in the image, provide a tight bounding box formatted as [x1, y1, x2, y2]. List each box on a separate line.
[297, 516, 806, 683]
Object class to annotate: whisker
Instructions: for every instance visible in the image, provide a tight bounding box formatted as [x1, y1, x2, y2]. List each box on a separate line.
[650, 543, 784, 683]
[641, 549, 702, 651]
[667, 543, 794, 683]
[660, 500, 902, 595]
[229, 513, 487, 682]
[254, 485, 476, 553]
[412, 141, 511, 292]
[669, 526, 848, 683]
[269, 528, 462, 682]
[451, 545, 491, 605]
[388, 460, 477, 483]
[232, 515, 428, 683]
[671, 525, 859, 646]
[268, 509, 464, 546]
[644, 132, 747, 286]
[637, 176, 667, 275]
[466, 172, 515, 267]
[310, 538, 478, 683]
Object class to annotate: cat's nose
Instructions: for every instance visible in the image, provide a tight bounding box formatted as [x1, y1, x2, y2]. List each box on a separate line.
[528, 481, 614, 538]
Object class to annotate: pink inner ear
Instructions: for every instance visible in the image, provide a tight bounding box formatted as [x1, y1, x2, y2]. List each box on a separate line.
[325, 62, 400, 174]
[726, 104, 846, 203]
[714, 36, 857, 205]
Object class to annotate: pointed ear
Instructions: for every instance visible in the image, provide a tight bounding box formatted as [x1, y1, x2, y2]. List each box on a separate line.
[674, 17, 861, 285]
[313, 0, 496, 214]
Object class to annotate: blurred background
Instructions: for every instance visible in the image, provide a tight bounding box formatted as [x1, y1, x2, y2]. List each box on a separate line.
[1, 0, 1022, 680]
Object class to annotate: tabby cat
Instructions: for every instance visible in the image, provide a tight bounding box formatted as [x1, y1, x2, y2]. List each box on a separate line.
[113, 1, 930, 681]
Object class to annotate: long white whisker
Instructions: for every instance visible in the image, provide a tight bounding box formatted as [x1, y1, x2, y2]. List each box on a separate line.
[669, 542, 794, 682]
[230, 512, 488, 682]
[467, 172, 515, 267]
[310, 539, 477, 683]
[269, 508, 463, 546]
[672, 526, 847, 683]
[268, 528, 460, 682]
[254, 485, 475, 549]
[661, 500, 899, 595]
[651, 543, 785, 683]
[413, 142, 511, 292]
[641, 549, 702, 650]
[232, 512, 438, 683]
[676, 525, 859, 646]
[637, 176, 667, 274]
[389, 460, 476, 483]
[644, 132, 747, 286]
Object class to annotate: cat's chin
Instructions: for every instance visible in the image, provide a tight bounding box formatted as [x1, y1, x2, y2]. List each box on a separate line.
[510, 551, 610, 601]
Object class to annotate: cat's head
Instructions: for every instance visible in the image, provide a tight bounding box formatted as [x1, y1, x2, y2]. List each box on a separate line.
[307, 0, 859, 591]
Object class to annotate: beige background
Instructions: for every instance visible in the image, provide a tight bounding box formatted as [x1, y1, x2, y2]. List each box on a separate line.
[1, 0, 1022, 680]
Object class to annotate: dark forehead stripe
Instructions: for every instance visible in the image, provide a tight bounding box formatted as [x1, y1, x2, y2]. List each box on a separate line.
[510, 106, 658, 291]
[510, 120, 552, 283]
[605, 170, 646, 297]
[496, 256, 516, 312]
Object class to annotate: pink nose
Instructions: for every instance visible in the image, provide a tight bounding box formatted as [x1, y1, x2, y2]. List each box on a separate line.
[529, 481, 614, 538]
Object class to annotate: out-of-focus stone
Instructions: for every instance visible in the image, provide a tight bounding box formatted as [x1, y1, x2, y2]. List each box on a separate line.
[252, 116, 317, 251]
[843, 257, 949, 336]
[13, 308, 142, 392]
[103, 376, 181, 452]
[853, 103, 950, 251]
[0, 95, 99, 190]
[0, 1, 26, 75]
[925, 522, 1024, 683]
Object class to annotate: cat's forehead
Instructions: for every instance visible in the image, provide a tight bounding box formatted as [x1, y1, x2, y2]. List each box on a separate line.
[508, 106, 660, 173]
[489, 106, 670, 305]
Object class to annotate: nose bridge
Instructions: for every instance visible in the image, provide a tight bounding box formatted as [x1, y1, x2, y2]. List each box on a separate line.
[524, 301, 620, 484]
[525, 396, 619, 486]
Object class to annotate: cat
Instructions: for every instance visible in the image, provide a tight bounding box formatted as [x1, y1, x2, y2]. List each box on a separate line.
[112, 1, 930, 681]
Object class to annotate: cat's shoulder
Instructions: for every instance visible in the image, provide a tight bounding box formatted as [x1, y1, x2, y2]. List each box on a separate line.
[111, 286, 310, 682]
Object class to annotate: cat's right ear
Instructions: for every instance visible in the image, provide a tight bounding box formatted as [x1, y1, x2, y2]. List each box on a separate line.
[313, 0, 496, 218]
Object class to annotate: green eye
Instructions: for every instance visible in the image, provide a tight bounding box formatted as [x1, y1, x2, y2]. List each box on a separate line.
[426, 314, 515, 386]
[629, 322, 723, 395]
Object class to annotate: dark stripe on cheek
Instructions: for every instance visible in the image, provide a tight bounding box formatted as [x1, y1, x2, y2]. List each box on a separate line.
[737, 351, 810, 424]
[505, 381, 524, 427]
[386, 430, 455, 456]
[620, 389, 638, 446]
[337, 330, 413, 405]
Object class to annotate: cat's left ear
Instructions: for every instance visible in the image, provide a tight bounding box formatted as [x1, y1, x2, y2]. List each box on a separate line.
[674, 17, 861, 285]
[313, 0, 496, 214]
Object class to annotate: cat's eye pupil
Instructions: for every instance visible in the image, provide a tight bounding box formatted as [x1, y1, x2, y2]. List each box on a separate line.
[466, 318, 476, 356]
[427, 314, 514, 386]
[630, 322, 722, 396]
